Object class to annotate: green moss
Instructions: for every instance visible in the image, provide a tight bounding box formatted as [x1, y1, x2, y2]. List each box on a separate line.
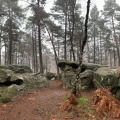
[78, 97, 89, 104]
[94, 73, 119, 88]
[0, 85, 19, 103]
[77, 97, 91, 112]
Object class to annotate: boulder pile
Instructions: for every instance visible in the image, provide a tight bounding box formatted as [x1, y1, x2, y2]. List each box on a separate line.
[0, 65, 49, 103]
[58, 60, 120, 100]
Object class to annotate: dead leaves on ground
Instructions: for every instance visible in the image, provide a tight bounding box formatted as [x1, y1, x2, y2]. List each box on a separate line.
[93, 88, 120, 119]
[59, 88, 120, 119]
[60, 93, 96, 120]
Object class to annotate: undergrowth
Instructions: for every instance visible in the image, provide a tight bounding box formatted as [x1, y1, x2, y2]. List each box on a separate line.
[60, 87, 120, 120]
[77, 96, 91, 112]
[60, 93, 95, 119]
[93, 88, 120, 119]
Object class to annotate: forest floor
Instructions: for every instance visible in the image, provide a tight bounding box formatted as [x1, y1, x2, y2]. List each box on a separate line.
[0, 80, 95, 120]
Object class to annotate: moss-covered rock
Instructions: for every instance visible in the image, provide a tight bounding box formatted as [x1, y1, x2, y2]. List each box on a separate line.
[0, 64, 50, 103]
[81, 62, 108, 72]
[93, 67, 120, 99]
[0, 65, 32, 73]
[22, 73, 49, 89]
[93, 67, 119, 88]
[58, 60, 120, 100]
[58, 60, 97, 89]
[0, 84, 25, 103]
[79, 70, 94, 90]
[0, 73, 49, 103]
[0, 69, 18, 83]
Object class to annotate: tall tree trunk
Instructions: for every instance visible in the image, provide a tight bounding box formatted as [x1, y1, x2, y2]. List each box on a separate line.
[109, 49, 112, 68]
[70, 49, 72, 61]
[0, 26, 2, 65]
[18, 44, 20, 65]
[15, 44, 18, 64]
[70, 0, 76, 61]
[37, 0, 43, 73]
[52, 33, 60, 79]
[93, 23, 96, 64]
[8, 19, 13, 64]
[57, 39, 60, 58]
[44, 22, 60, 79]
[72, 0, 91, 96]
[8, 8, 13, 65]
[112, 16, 120, 66]
[64, 12, 67, 60]
[113, 48, 116, 67]
[100, 31, 102, 64]
[32, 26, 35, 72]
[34, 28, 38, 72]
[68, 11, 75, 61]
[86, 42, 90, 62]
[97, 38, 99, 64]
[105, 49, 107, 65]
[5, 44, 7, 65]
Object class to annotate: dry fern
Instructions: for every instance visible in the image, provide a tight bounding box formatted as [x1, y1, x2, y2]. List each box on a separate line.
[93, 88, 120, 119]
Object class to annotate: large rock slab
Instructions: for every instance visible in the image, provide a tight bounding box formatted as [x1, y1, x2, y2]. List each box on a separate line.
[81, 62, 108, 72]
[58, 60, 120, 100]
[58, 60, 95, 89]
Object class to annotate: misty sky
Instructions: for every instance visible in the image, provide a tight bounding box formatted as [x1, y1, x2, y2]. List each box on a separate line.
[45, 0, 120, 12]
[18, 0, 120, 13]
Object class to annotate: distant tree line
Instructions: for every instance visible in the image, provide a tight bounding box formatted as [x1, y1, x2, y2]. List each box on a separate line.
[0, 0, 120, 75]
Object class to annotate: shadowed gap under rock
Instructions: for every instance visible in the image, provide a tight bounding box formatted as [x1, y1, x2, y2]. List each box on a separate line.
[0, 79, 23, 86]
